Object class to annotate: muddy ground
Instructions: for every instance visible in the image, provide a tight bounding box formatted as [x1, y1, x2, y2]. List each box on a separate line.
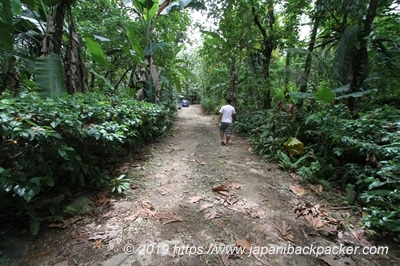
[1, 105, 399, 266]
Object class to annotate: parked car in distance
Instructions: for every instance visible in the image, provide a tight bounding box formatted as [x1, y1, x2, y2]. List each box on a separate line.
[181, 99, 189, 107]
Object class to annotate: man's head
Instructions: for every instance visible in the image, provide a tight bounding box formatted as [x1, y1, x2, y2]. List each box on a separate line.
[226, 98, 232, 104]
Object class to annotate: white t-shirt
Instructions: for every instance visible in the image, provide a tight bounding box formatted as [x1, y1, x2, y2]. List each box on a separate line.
[219, 104, 236, 123]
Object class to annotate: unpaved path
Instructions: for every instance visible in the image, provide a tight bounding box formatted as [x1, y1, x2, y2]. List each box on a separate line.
[4, 105, 399, 266]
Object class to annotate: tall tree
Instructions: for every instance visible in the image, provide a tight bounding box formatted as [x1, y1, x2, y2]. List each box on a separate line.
[250, 0, 276, 109]
[347, 0, 379, 114]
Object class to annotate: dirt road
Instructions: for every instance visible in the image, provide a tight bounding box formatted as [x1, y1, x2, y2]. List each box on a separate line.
[6, 105, 398, 265]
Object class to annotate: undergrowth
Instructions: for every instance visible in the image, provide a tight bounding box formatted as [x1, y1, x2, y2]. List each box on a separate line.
[0, 92, 176, 234]
[236, 102, 400, 238]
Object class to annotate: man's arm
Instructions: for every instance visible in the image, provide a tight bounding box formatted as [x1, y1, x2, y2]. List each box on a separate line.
[218, 112, 222, 123]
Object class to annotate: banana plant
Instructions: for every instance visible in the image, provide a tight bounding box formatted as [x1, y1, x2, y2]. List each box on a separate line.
[0, 0, 88, 97]
[124, 0, 204, 102]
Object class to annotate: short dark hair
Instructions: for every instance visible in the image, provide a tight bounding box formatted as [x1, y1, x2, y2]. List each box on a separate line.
[226, 98, 232, 104]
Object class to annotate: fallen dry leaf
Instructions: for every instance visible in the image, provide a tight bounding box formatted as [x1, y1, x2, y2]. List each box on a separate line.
[214, 195, 238, 206]
[130, 183, 139, 189]
[306, 216, 325, 228]
[245, 209, 265, 219]
[235, 239, 251, 252]
[221, 251, 230, 266]
[187, 196, 202, 203]
[204, 208, 221, 220]
[310, 184, 323, 194]
[225, 196, 238, 206]
[90, 192, 110, 206]
[141, 201, 154, 210]
[94, 240, 101, 249]
[289, 185, 306, 196]
[212, 185, 229, 192]
[217, 190, 231, 197]
[124, 208, 155, 222]
[199, 203, 214, 211]
[70, 234, 89, 239]
[274, 220, 294, 242]
[155, 211, 184, 225]
[289, 173, 302, 180]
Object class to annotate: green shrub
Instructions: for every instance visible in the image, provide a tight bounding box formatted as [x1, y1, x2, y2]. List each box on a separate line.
[240, 101, 400, 237]
[0, 92, 175, 233]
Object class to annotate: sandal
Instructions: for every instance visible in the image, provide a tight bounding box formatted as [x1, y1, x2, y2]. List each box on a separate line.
[221, 141, 226, 146]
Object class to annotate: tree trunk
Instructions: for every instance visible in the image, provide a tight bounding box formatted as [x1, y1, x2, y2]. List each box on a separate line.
[229, 56, 237, 105]
[299, 14, 321, 94]
[348, 0, 379, 114]
[251, 0, 275, 109]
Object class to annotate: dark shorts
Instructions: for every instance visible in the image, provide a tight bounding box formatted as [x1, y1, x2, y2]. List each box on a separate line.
[219, 122, 233, 136]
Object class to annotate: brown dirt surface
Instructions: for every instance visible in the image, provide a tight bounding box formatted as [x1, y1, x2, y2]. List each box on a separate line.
[2, 105, 399, 266]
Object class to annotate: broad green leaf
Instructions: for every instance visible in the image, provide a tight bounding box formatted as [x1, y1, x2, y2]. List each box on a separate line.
[11, 0, 22, 16]
[144, 42, 172, 56]
[127, 26, 144, 58]
[34, 53, 67, 98]
[0, 26, 13, 50]
[89, 69, 115, 91]
[0, 0, 13, 24]
[332, 84, 350, 94]
[314, 87, 334, 103]
[177, 66, 196, 80]
[142, 0, 155, 9]
[334, 89, 376, 99]
[143, 0, 158, 21]
[84, 37, 107, 66]
[284, 137, 304, 157]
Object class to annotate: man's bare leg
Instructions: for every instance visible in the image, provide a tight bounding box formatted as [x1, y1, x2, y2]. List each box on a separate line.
[220, 131, 225, 145]
[225, 135, 230, 145]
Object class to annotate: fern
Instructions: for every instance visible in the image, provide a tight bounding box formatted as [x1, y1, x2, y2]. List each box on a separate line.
[277, 151, 309, 171]
[345, 184, 356, 204]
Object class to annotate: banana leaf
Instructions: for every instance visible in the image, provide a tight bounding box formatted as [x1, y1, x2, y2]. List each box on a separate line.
[34, 52, 67, 98]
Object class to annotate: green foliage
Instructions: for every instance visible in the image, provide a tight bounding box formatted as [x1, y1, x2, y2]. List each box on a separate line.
[303, 104, 400, 235]
[109, 174, 131, 193]
[200, 98, 220, 114]
[277, 151, 309, 172]
[237, 101, 400, 236]
[236, 106, 300, 158]
[345, 183, 356, 204]
[34, 53, 67, 98]
[0, 92, 175, 233]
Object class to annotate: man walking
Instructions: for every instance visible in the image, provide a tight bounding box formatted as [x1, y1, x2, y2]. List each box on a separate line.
[218, 98, 236, 146]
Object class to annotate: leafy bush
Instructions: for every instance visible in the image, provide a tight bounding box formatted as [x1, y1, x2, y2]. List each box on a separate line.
[301, 104, 400, 236]
[0, 92, 175, 233]
[237, 102, 400, 237]
[236, 106, 302, 158]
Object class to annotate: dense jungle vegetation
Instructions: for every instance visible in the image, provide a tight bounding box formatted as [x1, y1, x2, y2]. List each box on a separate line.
[0, 0, 399, 243]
